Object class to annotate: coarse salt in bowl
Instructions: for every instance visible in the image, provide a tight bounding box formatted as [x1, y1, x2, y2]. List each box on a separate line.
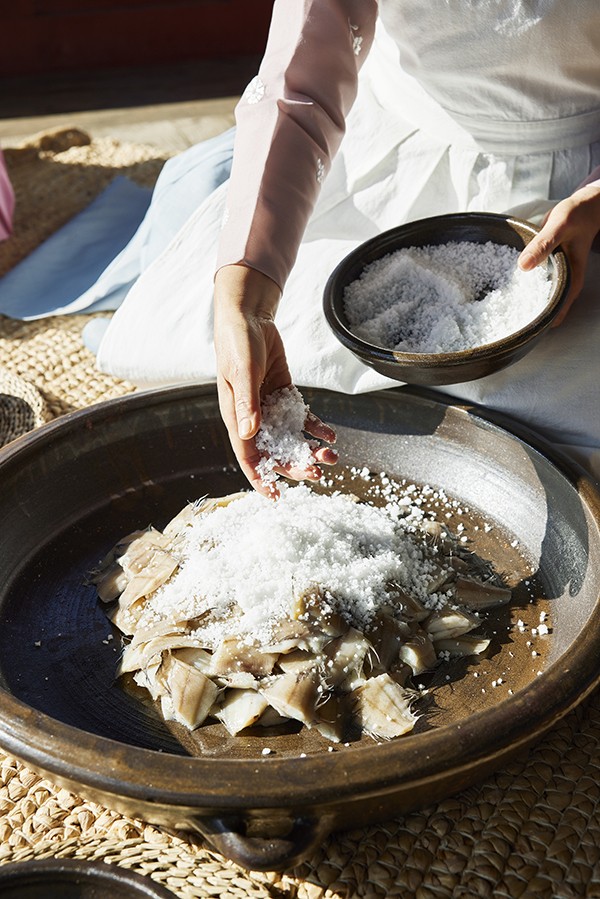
[323, 212, 570, 386]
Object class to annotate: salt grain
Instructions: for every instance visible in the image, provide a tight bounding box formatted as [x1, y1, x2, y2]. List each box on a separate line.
[343, 241, 552, 353]
[255, 386, 314, 488]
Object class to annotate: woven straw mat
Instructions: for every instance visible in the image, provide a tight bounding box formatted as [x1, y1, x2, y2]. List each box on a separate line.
[0, 128, 599, 899]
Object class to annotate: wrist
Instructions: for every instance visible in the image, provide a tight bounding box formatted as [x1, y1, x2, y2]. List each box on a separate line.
[573, 182, 600, 211]
[214, 264, 281, 320]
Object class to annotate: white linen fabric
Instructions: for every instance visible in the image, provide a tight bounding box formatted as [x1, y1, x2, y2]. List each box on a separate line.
[94, 1, 600, 478]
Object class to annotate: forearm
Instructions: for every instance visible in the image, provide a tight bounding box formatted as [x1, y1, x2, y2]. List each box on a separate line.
[215, 0, 378, 292]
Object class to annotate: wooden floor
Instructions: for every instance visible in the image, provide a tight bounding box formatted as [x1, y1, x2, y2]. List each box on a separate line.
[0, 56, 260, 151]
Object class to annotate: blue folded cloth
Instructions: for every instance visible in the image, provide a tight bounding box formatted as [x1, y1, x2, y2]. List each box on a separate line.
[0, 129, 236, 323]
[0, 176, 152, 319]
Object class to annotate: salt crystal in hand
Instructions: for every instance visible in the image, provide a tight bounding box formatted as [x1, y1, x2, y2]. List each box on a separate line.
[255, 386, 315, 488]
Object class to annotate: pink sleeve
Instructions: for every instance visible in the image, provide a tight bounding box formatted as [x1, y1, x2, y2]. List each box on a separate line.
[215, 0, 378, 291]
[578, 165, 600, 189]
[0, 150, 15, 241]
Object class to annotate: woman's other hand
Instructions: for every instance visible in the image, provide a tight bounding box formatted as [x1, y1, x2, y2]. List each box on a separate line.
[213, 264, 337, 496]
[518, 184, 600, 325]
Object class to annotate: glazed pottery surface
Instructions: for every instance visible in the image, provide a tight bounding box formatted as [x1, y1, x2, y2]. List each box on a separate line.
[0, 384, 598, 870]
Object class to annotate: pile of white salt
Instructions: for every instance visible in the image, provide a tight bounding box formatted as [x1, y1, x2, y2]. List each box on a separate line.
[343, 240, 552, 354]
[145, 483, 448, 646]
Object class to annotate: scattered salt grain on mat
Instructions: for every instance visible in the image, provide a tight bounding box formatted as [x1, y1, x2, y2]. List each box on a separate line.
[343, 241, 552, 353]
[255, 386, 314, 487]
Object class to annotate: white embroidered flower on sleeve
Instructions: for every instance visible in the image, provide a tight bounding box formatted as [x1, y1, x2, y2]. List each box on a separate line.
[349, 22, 363, 56]
[222, 207, 230, 228]
[244, 75, 266, 104]
[316, 158, 326, 184]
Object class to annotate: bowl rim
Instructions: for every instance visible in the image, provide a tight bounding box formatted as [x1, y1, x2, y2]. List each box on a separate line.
[0, 858, 177, 897]
[323, 212, 571, 366]
[0, 383, 598, 815]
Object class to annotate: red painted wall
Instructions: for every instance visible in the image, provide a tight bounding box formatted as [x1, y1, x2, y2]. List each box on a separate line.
[1, 1, 274, 76]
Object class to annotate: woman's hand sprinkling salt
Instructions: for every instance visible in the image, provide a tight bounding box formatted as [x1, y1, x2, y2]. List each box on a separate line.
[518, 183, 600, 325]
[214, 264, 337, 496]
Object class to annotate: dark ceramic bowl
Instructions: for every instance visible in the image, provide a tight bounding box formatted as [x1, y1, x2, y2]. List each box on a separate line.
[323, 212, 570, 386]
[0, 385, 599, 872]
[0, 859, 176, 898]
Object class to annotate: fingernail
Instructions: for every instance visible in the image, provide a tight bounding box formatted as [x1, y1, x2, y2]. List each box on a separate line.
[238, 417, 253, 439]
[519, 252, 535, 270]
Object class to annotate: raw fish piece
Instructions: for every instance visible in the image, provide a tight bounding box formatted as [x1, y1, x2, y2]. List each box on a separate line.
[260, 669, 321, 726]
[323, 627, 371, 689]
[216, 689, 270, 735]
[209, 635, 279, 677]
[398, 632, 437, 675]
[365, 609, 412, 674]
[313, 692, 350, 743]
[352, 673, 417, 739]
[159, 655, 219, 729]
[120, 633, 207, 674]
[434, 635, 491, 656]
[454, 576, 512, 610]
[424, 605, 480, 639]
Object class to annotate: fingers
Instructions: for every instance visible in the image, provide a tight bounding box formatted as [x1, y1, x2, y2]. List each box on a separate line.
[218, 375, 281, 499]
[217, 348, 338, 495]
[214, 265, 341, 495]
[305, 409, 337, 444]
[518, 216, 563, 271]
[214, 264, 281, 439]
[217, 318, 263, 442]
[313, 444, 339, 465]
[217, 375, 255, 463]
[218, 376, 339, 496]
[516, 191, 600, 327]
[234, 380, 261, 441]
[303, 409, 339, 468]
[216, 342, 263, 486]
[278, 461, 323, 482]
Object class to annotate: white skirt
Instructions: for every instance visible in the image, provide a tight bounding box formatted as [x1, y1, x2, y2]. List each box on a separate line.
[94, 23, 600, 479]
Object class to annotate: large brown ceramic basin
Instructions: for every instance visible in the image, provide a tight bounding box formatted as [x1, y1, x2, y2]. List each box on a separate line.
[0, 385, 599, 871]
